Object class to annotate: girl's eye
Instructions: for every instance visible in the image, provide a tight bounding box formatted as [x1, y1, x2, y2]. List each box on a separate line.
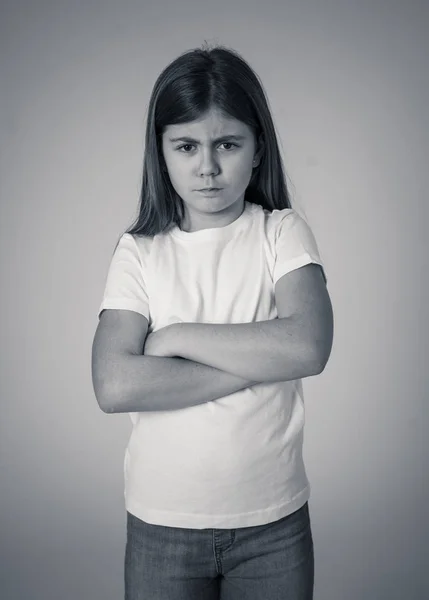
[177, 142, 238, 153]
[221, 142, 237, 150]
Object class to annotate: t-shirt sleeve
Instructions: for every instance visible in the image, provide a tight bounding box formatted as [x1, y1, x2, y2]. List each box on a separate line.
[273, 209, 327, 285]
[97, 233, 150, 321]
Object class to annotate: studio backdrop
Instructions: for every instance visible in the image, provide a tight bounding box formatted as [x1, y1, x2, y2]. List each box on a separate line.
[1, 1, 427, 599]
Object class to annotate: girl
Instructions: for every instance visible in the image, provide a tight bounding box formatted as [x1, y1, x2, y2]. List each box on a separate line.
[92, 43, 334, 600]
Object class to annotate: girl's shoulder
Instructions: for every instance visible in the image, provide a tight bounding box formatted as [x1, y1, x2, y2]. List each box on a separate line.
[250, 202, 305, 235]
[112, 231, 155, 265]
[249, 201, 300, 220]
[121, 231, 154, 247]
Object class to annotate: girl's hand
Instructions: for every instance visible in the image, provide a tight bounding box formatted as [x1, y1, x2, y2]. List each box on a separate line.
[143, 324, 180, 358]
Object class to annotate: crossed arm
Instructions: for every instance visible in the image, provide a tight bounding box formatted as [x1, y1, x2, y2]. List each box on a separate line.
[144, 264, 333, 383]
[97, 263, 333, 413]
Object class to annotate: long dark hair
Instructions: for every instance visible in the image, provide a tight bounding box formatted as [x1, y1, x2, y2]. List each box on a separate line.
[125, 43, 292, 238]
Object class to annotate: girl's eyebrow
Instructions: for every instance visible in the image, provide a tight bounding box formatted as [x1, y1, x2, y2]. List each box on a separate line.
[168, 134, 247, 143]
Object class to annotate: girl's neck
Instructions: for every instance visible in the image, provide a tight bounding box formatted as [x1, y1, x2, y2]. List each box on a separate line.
[179, 199, 246, 233]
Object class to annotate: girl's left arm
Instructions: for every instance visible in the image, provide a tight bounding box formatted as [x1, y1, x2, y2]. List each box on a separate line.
[165, 263, 334, 383]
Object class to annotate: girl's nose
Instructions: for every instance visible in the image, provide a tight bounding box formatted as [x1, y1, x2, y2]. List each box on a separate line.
[198, 151, 220, 177]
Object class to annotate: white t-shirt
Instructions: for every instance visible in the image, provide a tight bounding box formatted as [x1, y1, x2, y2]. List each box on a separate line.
[98, 201, 327, 529]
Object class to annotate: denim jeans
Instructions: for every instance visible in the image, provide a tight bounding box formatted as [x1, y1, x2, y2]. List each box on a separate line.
[124, 501, 314, 599]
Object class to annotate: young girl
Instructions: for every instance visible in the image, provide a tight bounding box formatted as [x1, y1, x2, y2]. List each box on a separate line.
[92, 43, 333, 600]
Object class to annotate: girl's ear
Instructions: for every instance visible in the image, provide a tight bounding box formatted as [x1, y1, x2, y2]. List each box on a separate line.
[253, 133, 264, 167]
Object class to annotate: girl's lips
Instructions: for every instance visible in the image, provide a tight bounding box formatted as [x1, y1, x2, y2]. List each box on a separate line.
[196, 188, 223, 196]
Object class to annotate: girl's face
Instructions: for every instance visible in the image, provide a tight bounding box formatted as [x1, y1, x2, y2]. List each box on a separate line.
[161, 107, 262, 232]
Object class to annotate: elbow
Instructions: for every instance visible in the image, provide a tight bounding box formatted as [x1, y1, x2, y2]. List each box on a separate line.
[93, 376, 120, 414]
[96, 389, 116, 414]
[311, 359, 328, 376]
[311, 338, 333, 375]
[96, 379, 148, 414]
[98, 397, 117, 414]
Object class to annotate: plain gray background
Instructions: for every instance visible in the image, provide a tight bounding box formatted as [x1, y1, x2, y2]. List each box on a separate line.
[1, 1, 428, 599]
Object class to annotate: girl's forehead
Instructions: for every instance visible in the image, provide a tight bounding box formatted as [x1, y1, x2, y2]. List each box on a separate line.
[164, 109, 250, 138]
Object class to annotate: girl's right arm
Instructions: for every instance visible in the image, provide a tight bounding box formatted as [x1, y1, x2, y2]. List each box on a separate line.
[91, 309, 257, 414]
